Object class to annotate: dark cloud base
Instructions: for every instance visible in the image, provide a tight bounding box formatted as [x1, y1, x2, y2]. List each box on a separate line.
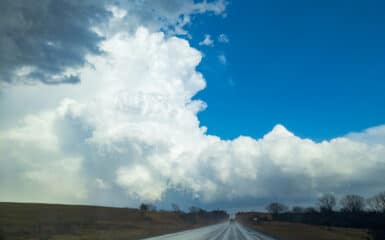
[0, 0, 109, 84]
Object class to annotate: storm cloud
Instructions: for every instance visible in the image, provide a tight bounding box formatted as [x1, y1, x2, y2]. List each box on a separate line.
[0, 0, 226, 85]
[0, 0, 110, 84]
[1, 1, 384, 211]
[1, 27, 384, 209]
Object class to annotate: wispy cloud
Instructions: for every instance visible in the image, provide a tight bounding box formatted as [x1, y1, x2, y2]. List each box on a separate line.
[199, 34, 214, 46]
[218, 33, 229, 43]
[218, 54, 227, 64]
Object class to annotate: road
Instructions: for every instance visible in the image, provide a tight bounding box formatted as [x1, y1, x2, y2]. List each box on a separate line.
[141, 221, 277, 240]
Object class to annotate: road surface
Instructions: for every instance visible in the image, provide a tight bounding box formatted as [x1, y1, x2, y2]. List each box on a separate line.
[141, 221, 277, 240]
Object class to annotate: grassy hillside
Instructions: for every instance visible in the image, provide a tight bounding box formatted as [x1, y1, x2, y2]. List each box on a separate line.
[0, 202, 227, 240]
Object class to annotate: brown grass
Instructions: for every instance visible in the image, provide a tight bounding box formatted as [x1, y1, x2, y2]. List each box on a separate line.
[252, 221, 371, 240]
[0, 202, 223, 240]
[237, 213, 371, 240]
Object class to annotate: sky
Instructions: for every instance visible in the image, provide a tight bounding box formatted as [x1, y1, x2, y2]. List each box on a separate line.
[190, 0, 385, 141]
[0, 0, 385, 211]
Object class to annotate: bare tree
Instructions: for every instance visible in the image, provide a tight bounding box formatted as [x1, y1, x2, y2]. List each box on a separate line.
[189, 206, 202, 213]
[304, 207, 318, 213]
[171, 203, 181, 213]
[139, 203, 148, 211]
[292, 206, 304, 213]
[139, 203, 156, 212]
[318, 193, 336, 213]
[266, 202, 288, 215]
[340, 194, 365, 213]
[367, 191, 385, 213]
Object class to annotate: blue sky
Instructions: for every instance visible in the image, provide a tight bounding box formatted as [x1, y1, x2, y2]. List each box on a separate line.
[189, 0, 385, 141]
[1, 0, 385, 210]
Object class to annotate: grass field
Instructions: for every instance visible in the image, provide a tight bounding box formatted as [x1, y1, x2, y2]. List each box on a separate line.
[0, 202, 226, 240]
[251, 221, 370, 240]
[237, 213, 372, 240]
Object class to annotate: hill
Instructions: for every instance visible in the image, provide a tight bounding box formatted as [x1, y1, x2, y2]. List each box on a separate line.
[0, 202, 227, 240]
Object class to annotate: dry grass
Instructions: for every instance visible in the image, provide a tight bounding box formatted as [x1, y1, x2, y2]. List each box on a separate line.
[236, 213, 372, 240]
[251, 221, 371, 240]
[0, 202, 224, 240]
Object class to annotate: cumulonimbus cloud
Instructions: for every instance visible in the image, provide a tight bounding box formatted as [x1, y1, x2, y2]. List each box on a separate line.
[1, 26, 384, 208]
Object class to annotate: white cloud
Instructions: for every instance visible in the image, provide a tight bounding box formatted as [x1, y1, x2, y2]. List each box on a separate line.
[199, 34, 214, 46]
[96, 178, 110, 190]
[116, 165, 167, 201]
[346, 125, 385, 144]
[218, 33, 229, 43]
[0, 107, 87, 203]
[1, 26, 385, 208]
[105, 0, 228, 36]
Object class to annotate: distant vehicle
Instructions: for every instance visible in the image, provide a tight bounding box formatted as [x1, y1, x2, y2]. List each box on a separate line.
[229, 213, 236, 222]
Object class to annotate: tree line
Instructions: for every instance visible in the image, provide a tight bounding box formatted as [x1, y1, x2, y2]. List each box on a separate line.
[266, 191, 385, 215]
[139, 203, 228, 224]
[264, 191, 385, 239]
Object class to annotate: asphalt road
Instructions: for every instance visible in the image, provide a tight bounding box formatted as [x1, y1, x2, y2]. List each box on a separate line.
[142, 221, 277, 240]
